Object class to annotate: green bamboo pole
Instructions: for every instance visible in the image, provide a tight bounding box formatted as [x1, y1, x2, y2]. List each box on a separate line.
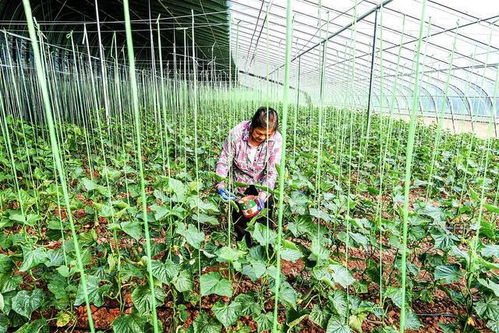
[272, 0, 293, 331]
[20, 1, 96, 331]
[122, 0, 159, 331]
[399, 0, 427, 331]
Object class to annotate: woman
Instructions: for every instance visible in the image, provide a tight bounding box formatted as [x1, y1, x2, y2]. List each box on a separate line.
[215, 106, 282, 244]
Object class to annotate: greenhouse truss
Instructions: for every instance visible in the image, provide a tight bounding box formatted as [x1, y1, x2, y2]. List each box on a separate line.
[0, 0, 498, 332]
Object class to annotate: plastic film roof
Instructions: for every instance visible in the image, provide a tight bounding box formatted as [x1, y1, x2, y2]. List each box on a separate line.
[229, 0, 499, 122]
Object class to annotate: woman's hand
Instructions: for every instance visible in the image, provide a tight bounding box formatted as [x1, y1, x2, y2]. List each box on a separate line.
[217, 186, 235, 201]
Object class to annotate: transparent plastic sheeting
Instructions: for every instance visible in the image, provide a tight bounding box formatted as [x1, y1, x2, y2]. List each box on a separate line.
[228, 0, 499, 123]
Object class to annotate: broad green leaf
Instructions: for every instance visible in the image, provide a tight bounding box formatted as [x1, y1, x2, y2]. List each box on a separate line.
[82, 178, 98, 191]
[486, 320, 499, 333]
[475, 300, 499, 321]
[481, 245, 499, 258]
[212, 300, 242, 328]
[279, 281, 297, 309]
[281, 240, 303, 262]
[241, 261, 266, 281]
[310, 208, 331, 222]
[176, 222, 205, 249]
[20, 247, 47, 272]
[193, 213, 219, 225]
[131, 285, 166, 314]
[151, 260, 172, 284]
[309, 240, 329, 262]
[255, 311, 273, 332]
[331, 265, 355, 288]
[330, 290, 348, 317]
[251, 223, 275, 247]
[234, 294, 259, 316]
[0, 314, 8, 333]
[434, 265, 462, 284]
[112, 313, 146, 333]
[192, 312, 222, 333]
[12, 289, 44, 318]
[168, 178, 187, 202]
[216, 246, 244, 263]
[405, 310, 422, 330]
[15, 319, 48, 333]
[478, 279, 499, 297]
[326, 316, 351, 333]
[200, 272, 232, 297]
[75, 275, 105, 307]
[120, 221, 142, 240]
[0, 255, 13, 274]
[44, 249, 65, 267]
[386, 287, 404, 308]
[484, 203, 499, 213]
[173, 270, 193, 292]
[310, 304, 328, 328]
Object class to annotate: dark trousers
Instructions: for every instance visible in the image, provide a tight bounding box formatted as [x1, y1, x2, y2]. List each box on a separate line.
[232, 185, 274, 246]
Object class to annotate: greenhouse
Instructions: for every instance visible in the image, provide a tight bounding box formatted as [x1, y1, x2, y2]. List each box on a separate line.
[0, 0, 498, 331]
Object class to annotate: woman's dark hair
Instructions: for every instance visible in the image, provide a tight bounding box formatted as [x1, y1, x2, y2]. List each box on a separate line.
[250, 106, 279, 131]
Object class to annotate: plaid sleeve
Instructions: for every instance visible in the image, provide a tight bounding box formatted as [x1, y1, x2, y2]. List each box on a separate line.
[261, 134, 282, 191]
[215, 128, 237, 181]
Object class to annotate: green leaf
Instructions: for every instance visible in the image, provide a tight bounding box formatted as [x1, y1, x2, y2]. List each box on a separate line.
[131, 285, 166, 314]
[176, 222, 205, 249]
[192, 312, 222, 333]
[310, 208, 331, 222]
[331, 265, 355, 288]
[255, 311, 273, 332]
[279, 281, 297, 309]
[309, 240, 330, 262]
[478, 278, 499, 297]
[484, 203, 499, 213]
[151, 260, 172, 284]
[82, 178, 98, 191]
[19, 246, 47, 272]
[405, 310, 422, 330]
[168, 178, 187, 202]
[0, 255, 13, 274]
[310, 304, 328, 328]
[216, 246, 244, 263]
[251, 223, 275, 247]
[434, 265, 462, 284]
[44, 249, 65, 267]
[15, 319, 49, 333]
[120, 221, 142, 240]
[281, 240, 303, 262]
[112, 313, 146, 333]
[212, 301, 241, 328]
[234, 294, 259, 316]
[200, 272, 232, 297]
[193, 213, 219, 225]
[486, 320, 499, 333]
[330, 290, 348, 317]
[481, 245, 499, 258]
[0, 314, 8, 333]
[326, 316, 351, 333]
[386, 287, 404, 308]
[241, 261, 266, 281]
[172, 270, 193, 292]
[475, 300, 499, 321]
[75, 275, 105, 307]
[12, 289, 44, 318]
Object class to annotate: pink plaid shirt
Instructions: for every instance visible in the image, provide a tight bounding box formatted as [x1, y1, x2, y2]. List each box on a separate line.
[216, 121, 282, 195]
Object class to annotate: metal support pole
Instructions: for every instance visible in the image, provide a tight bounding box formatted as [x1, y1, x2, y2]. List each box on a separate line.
[366, 8, 379, 135]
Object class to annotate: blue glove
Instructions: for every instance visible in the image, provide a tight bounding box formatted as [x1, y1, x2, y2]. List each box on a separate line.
[217, 187, 236, 201]
[256, 197, 265, 211]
